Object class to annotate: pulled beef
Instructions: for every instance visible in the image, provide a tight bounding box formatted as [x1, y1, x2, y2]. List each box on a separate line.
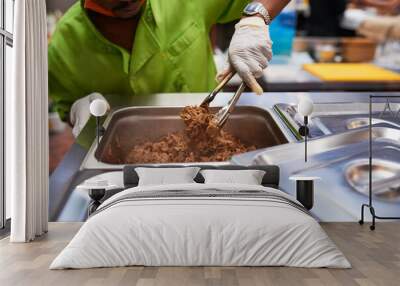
[125, 106, 256, 163]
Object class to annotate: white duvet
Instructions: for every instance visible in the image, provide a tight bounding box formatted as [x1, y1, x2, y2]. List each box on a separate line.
[50, 183, 350, 269]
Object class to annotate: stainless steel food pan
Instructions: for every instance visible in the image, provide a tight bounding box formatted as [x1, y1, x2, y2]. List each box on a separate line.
[274, 102, 400, 139]
[81, 105, 288, 169]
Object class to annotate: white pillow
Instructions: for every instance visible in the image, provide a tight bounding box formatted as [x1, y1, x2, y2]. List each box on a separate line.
[200, 169, 266, 185]
[136, 167, 200, 186]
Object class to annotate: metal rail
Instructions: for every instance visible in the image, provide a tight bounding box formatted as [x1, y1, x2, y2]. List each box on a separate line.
[0, 0, 5, 230]
[359, 95, 400, 231]
[0, 0, 14, 229]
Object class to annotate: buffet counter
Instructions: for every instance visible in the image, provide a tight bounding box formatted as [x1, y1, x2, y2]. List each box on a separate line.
[49, 92, 400, 222]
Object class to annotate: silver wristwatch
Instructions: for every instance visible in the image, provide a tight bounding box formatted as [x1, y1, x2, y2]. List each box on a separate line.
[243, 2, 271, 25]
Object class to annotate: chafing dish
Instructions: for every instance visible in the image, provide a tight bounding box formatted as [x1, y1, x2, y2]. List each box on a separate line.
[81, 105, 288, 169]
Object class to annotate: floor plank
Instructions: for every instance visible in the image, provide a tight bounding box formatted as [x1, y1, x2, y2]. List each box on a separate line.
[0, 222, 399, 286]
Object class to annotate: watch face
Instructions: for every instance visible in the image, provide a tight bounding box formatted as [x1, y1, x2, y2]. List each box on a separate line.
[245, 3, 261, 14]
[243, 2, 270, 24]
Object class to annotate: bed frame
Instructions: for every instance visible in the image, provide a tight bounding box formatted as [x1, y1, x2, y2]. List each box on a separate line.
[88, 165, 280, 216]
[123, 165, 280, 189]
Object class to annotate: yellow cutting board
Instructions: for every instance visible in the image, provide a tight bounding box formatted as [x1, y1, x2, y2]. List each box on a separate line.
[303, 63, 400, 82]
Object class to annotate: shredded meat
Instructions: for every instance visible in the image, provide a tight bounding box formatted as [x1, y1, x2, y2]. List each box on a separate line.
[124, 106, 256, 163]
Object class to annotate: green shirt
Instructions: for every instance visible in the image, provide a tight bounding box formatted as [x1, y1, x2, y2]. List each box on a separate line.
[48, 0, 248, 147]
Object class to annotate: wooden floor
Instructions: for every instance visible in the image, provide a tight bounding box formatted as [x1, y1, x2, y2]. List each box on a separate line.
[0, 222, 399, 286]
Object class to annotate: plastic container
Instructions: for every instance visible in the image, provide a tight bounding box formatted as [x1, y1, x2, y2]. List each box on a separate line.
[341, 38, 377, 63]
[269, 4, 297, 56]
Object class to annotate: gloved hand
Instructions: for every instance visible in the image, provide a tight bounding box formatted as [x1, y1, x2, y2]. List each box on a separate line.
[217, 16, 273, 95]
[70, 92, 110, 138]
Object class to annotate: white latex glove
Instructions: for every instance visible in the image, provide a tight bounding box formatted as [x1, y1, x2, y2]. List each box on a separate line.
[341, 9, 372, 30]
[70, 92, 110, 138]
[217, 16, 273, 95]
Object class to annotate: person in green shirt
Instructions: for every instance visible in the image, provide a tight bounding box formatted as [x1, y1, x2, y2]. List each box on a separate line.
[49, 0, 290, 144]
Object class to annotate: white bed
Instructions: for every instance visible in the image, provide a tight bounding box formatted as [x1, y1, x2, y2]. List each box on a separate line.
[50, 183, 350, 269]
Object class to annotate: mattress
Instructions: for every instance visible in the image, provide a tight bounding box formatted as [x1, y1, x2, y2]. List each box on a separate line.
[50, 183, 350, 269]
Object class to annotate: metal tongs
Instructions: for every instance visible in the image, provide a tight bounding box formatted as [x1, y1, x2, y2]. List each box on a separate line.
[200, 72, 246, 129]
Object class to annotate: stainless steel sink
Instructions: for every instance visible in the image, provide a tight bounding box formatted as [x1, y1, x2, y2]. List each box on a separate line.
[274, 102, 400, 139]
[81, 106, 288, 169]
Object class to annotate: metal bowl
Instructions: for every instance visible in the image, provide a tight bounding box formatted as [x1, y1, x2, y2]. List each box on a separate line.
[345, 159, 400, 202]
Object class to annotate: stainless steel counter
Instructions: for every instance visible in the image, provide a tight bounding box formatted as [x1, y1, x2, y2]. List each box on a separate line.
[261, 70, 400, 92]
[231, 92, 400, 221]
[50, 91, 400, 222]
[217, 55, 400, 92]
